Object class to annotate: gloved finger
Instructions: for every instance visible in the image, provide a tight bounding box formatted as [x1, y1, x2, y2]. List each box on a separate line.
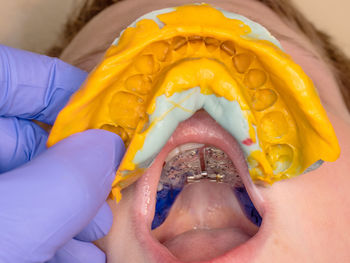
[0, 129, 125, 263]
[0, 117, 48, 173]
[75, 201, 113, 242]
[47, 239, 106, 263]
[0, 45, 87, 124]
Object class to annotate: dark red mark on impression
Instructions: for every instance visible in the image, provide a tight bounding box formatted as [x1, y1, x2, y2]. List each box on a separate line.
[242, 138, 253, 146]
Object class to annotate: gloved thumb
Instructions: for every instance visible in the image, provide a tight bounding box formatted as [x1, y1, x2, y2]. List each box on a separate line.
[0, 129, 125, 263]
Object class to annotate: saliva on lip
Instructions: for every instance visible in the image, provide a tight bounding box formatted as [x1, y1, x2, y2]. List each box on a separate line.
[152, 143, 262, 230]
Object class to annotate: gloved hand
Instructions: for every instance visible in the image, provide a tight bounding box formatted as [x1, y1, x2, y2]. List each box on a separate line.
[0, 45, 125, 263]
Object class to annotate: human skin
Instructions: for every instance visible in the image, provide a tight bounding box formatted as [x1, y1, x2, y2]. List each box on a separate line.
[59, 0, 350, 262]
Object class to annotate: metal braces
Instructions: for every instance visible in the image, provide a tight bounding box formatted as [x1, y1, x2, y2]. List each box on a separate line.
[159, 145, 243, 189]
[186, 146, 227, 183]
[186, 171, 225, 183]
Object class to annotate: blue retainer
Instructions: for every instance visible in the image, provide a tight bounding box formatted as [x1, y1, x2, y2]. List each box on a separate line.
[234, 187, 262, 227]
[151, 145, 263, 229]
[152, 184, 182, 230]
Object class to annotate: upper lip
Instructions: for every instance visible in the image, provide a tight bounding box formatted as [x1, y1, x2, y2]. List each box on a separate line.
[131, 110, 268, 263]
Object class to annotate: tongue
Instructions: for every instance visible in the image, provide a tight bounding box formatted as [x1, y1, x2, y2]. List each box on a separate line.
[164, 227, 250, 262]
[152, 181, 258, 262]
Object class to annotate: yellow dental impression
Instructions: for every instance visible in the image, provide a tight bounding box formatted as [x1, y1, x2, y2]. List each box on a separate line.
[47, 4, 340, 201]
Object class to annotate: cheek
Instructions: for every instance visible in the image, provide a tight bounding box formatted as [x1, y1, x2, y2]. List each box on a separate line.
[94, 185, 139, 257]
[259, 112, 350, 255]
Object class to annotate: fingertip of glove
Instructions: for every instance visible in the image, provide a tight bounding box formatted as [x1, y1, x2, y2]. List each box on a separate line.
[62, 129, 125, 158]
[80, 129, 125, 166]
[78, 129, 124, 148]
[55, 57, 88, 86]
[44, 129, 125, 201]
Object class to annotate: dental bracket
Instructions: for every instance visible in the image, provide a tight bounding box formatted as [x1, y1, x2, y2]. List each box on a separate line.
[160, 145, 241, 189]
[186, 170, 225, 183]
[186, 146, 225, 184]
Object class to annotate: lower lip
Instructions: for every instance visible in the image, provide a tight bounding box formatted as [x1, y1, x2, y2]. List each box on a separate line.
[132, 111, 269, 263]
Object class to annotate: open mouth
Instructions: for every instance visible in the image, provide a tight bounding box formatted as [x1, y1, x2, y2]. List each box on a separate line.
[46, 3, 340, 262]
[132, 110, 266, 262]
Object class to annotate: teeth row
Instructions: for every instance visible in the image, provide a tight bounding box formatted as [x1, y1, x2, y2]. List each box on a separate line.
[104, 35, 295, 180]
[103, 35, 277, 145]
[104, 35, 294, 179]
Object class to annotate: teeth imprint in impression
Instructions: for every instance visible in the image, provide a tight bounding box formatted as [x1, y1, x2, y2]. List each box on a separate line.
[47, 4, 340, 202]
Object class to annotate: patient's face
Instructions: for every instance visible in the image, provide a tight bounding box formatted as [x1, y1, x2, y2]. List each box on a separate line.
[60, 0, 350, 262]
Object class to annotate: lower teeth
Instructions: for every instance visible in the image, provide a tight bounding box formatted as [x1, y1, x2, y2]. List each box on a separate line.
[152, 144, 262, 229]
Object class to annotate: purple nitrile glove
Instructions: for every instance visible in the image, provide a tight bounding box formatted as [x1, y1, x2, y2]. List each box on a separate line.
[0, 45, 125, 263]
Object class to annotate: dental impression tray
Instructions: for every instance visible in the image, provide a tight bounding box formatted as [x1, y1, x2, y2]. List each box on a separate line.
[47, 4, 340, 201]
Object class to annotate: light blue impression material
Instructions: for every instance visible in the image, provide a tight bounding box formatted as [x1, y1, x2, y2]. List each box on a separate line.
[134, 87, 261, 168]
